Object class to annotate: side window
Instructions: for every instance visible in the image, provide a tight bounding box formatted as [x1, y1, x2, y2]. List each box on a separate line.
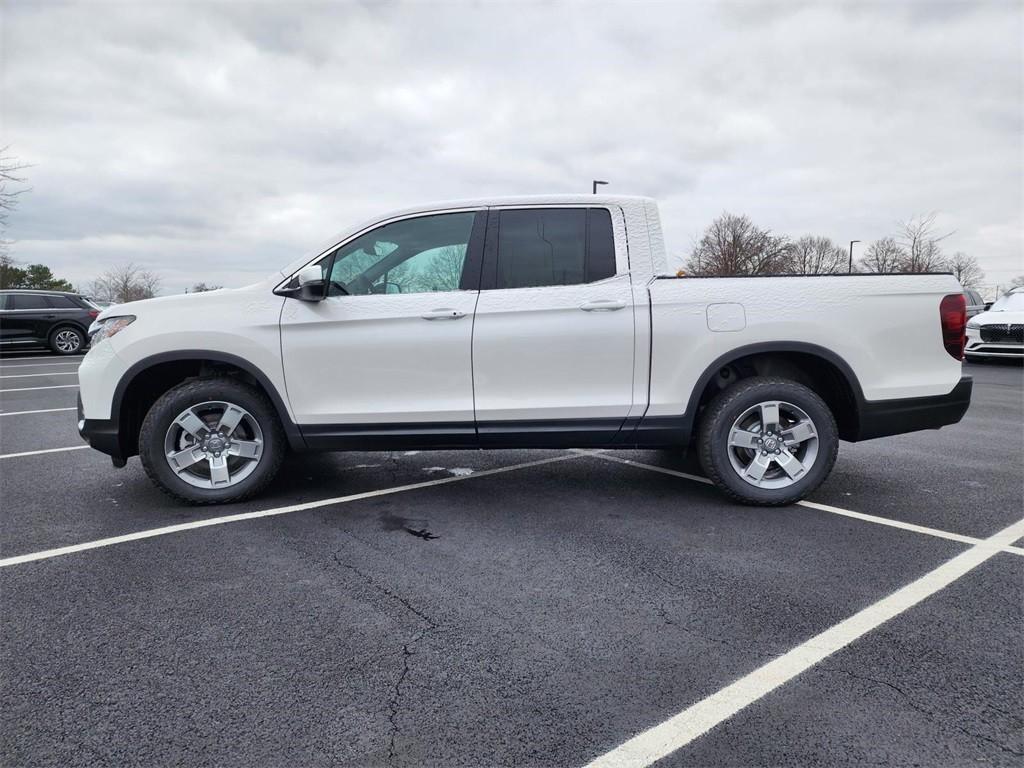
[10, 294, 50, 310]
[325, 212, 476, 297]
[587, 208, 616, 283]
[47, 295, 78, 309]
[494, 207, 616, 289]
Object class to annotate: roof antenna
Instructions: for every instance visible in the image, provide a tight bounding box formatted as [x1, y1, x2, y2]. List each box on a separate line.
[592, 180, 609, 194]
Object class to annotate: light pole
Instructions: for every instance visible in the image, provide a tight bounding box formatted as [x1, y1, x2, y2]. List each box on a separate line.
[848, 240, 860, 273]
[592, 180, 609, 194]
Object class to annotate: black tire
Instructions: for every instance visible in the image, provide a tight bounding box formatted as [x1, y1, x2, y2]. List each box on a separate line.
[48, 325, 85, 355]
[139, 377, 286, 505]
[697, 376, 838, 506]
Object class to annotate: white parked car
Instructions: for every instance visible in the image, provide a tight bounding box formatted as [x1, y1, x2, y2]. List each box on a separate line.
[78, 195, 972, 506]
[965, 287, 1024, 360]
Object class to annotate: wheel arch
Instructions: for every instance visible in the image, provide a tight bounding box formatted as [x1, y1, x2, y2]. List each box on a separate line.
[48, 321, 89, 341]
[626, 341, 867, 446]
[685, 342, 865, 441]
[112, 350, 304, 458]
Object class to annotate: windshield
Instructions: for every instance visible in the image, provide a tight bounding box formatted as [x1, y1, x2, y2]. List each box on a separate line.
[989, 291, 1024, 312]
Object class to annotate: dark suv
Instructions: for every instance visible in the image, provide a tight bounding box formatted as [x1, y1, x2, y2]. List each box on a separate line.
[0, 290, 101, 355]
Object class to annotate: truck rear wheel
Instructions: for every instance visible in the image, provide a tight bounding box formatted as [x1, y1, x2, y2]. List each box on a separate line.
[139, 377, 286, 505]
[698, 376, 838, 506]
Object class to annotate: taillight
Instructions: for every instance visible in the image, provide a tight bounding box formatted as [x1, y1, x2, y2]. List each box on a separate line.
[88, 309, 99, 318]
[939, 293, 966, 361]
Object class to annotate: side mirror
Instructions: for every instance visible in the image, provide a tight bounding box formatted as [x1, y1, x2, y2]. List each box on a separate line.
[276, 265, 327, 302]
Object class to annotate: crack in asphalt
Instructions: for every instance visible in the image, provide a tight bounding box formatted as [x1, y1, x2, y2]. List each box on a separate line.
[330, 552, 438, 765]
[644, 567, 753, 653]
[822, 667, 1024, 758]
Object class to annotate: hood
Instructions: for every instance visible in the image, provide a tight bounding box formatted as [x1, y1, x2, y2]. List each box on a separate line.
[95, 278, 276, 321]
[970, 308, 1024, 325]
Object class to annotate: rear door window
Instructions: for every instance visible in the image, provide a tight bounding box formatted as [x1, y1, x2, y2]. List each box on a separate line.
[493, 207, 617, 289]
[47, 295, 79, 309]
[10, 294, 50, 310]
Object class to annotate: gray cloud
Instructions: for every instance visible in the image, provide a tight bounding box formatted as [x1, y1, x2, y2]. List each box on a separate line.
[3, 0, 1021, 293]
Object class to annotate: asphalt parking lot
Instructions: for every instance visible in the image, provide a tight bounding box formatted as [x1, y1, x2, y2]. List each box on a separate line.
[1, 349, 1021, 767]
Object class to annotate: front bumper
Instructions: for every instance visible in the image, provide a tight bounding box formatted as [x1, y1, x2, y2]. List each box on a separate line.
[77, 394, 127, 467]
[965, 326, 1023, 357]
[852, 375, 973, 441]
[965, 343, 1023, 358]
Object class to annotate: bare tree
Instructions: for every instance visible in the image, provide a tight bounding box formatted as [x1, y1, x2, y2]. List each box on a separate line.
[897, 212, 953, 273]
[190, 282, 223, 293]
[789, 236, 847, 275]
[685, 212, 791, 276]
[88, 263, 161, 303]
[943, 252, 984, 289]
[859, 237, 906, 273]
[0, 147, 30, 258]
[414, 245, 466, 292]
[1010, 275, 1024, 290]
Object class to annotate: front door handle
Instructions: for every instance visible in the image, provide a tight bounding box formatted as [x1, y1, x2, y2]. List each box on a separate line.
[579, 299, 627, 312]
[421, 308, 466, 321]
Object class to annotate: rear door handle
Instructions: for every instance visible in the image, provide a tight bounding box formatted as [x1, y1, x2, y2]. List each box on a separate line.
[579, 300, 627, 312]
[421, 308, 466, 321]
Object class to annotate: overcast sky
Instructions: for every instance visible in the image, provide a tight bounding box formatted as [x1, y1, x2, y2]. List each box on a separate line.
[2, 0, 1021, 295]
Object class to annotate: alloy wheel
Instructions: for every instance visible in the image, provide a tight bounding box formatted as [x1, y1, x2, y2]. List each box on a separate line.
[726, 400, 820, 489]
[54, 329, 81, 353]
[163, 401, 264, 489]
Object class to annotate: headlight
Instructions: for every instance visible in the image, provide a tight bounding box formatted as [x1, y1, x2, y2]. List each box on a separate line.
[89, 315, 136, 344]
[966, 318, 981, 330]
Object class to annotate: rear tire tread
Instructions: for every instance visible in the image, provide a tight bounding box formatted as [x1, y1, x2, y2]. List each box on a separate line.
[697, 376, 839, 507]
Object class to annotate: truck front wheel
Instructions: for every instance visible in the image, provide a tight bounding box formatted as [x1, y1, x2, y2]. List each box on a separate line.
[138, 377, 286, 505]
[698, 376, 838, 506]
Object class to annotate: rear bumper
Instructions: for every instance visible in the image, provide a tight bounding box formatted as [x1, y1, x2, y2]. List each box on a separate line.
[852, 375, 973, 441]
[77, 394, 127, 467]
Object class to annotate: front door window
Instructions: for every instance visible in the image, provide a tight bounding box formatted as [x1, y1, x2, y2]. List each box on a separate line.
[326, 212, 476, 296]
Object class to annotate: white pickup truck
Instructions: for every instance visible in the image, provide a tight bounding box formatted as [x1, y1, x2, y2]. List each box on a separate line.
[78, 195, 972, 506]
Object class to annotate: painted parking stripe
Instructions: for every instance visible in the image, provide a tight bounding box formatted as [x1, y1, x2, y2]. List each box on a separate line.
[584, 514, 1024, 768]
[0, 361, 81, 369]
[0, 372, 78, 379]
[0, 407, 77, 417]
[0, 445, 90, 460]
[587, 452, 1024, 557]
[0, 453, 580, 567]
[0, 384, 79, 393]
[0, 358, 81, 364]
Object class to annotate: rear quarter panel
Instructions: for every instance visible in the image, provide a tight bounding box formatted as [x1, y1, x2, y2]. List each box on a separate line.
[645, 274, 964, 419]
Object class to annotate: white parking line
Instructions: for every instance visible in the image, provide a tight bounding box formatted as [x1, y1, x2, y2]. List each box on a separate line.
[0, 372, 78, 379]
[0, 445, 90, 460]
[0, 362, 81, 369]
[0, 355, 82, 361]
[0, 407, 77, 417]
[0, 453, 580, 567]
[0, 384, 79, 393]
[588, 452, 1024, 557]
[584, 515, 1024, 768]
